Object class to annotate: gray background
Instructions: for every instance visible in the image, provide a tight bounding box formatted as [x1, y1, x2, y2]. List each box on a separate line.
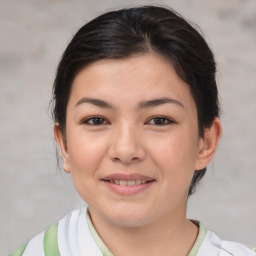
[1, 0, 255, 254]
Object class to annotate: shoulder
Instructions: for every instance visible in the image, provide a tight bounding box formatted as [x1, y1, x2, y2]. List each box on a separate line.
[9, 214, 66, 256]
[198, 227, 256, 256]
[8, 243, 28, 256]
[8, 231, 45, 256]
[221, 240, 256, 255]
[9, 226, 56, 256]
[8, 208, 101, 256]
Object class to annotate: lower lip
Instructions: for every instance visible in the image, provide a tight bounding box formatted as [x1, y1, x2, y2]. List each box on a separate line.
[103, 181, 154, 195]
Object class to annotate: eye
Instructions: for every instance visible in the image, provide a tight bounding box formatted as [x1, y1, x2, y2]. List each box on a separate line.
[81, 116, 109, 125]
[147, 116, 174, 126]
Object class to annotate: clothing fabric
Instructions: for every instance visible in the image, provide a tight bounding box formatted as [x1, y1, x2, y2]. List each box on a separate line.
[9, 207, 256, 256]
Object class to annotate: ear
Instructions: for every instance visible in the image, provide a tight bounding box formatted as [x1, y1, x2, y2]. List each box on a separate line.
[195, 117, 222, 170]
[54, 123, 71, 173]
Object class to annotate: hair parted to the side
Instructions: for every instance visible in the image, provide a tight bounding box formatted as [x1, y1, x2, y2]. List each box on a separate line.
[52, 5, 220, 196]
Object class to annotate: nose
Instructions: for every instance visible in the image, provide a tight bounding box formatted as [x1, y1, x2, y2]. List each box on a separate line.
[108, 123, 146, 165]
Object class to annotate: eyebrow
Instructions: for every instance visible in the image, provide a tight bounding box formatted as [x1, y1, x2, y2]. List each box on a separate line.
[75, 97, 184, 110]
[75, 98, 115, 109]
[137, 97, 184, 110]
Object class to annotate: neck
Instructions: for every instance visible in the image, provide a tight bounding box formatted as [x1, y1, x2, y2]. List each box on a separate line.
[88, 206, 198, 256]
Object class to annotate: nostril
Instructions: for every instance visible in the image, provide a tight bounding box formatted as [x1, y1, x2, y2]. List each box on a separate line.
[112, 156, 140, 164]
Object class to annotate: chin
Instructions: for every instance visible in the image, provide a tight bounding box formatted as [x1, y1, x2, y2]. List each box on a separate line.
[101, 207, 154, 228]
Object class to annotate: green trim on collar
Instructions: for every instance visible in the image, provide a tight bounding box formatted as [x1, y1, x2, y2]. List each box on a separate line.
[44, 223, 61, 256]
[86, 213, 114, 256]
[9, 243, 28, 256]
[188, 222, 207, 256]
[86, 212, 207, 256]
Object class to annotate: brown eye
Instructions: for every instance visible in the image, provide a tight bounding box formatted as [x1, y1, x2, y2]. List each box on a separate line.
[147, 117, 174, 126]
[82, 116, 108, 125]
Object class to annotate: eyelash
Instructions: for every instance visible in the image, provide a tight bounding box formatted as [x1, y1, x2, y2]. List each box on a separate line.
[147, 116, 175, 126]
[81, 116, 175, 126]
[81, 116, 109, 125]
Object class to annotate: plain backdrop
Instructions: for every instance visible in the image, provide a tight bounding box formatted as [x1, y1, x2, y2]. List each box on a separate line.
[1, 0, 256, 254]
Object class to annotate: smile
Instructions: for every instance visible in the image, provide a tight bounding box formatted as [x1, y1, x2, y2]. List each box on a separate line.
[108, 180, 147, 186]
[102, 174, 155, 195]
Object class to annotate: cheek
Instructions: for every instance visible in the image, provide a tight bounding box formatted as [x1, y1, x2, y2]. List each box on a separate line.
[67, 132, 107, 176]
[66, 134, 108, 202]
[148, 129, 199, 182]
[152, 131, 198, 164]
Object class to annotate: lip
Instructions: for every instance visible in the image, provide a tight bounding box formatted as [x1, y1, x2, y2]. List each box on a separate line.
[102, 173, 155, 196]
[102, 173, 154, 181]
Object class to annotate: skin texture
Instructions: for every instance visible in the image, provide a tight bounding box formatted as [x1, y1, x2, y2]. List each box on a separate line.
[55, 53, 221, 255]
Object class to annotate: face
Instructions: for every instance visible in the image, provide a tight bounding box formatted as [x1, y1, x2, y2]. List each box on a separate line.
[55, 54, 216, 228]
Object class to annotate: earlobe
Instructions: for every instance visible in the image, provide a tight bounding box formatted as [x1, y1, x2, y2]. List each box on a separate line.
[195, 117, 222, 170]
[54, 123, 71, 173]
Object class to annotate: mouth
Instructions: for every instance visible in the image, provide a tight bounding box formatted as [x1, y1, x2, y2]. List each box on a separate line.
[102, 179, 153, 186]
[101, 173, 155, 195]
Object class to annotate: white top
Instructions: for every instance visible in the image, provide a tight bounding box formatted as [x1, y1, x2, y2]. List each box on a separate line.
[10, 207, 256, 256]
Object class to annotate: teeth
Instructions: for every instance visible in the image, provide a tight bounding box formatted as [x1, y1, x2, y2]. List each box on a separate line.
[135, 180, 142, 185]
[120, 180, 128, 186]
[128, 180, 136, 186]
[110, 180, 148, 186]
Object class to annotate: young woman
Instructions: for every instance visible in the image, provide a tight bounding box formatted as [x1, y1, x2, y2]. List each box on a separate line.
[10, 5, 255, 256]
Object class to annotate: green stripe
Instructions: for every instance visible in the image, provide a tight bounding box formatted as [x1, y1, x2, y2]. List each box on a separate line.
[188, 222, 207, 256]
[251, 246, 256, 252]
[86, 212, 114, 256]
[44, 223, 61, 256]
[9, 243, 28, 256]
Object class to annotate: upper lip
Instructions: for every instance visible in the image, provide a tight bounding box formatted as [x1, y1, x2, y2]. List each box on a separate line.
[102, 173, 155, 181]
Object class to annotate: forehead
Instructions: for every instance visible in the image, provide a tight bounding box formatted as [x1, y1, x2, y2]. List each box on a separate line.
[69, 53, 196, 112]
